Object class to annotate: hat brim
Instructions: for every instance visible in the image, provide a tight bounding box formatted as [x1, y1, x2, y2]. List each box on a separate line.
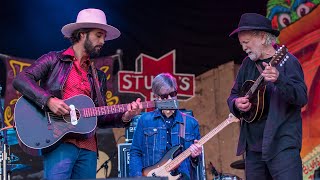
[229, 26, 280, 38]
[61, 22, 121, 41]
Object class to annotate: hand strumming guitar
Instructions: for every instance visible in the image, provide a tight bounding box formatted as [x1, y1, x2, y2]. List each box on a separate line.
[235, 95, 252, 112]
[261, 62, 279, 83]
[47, 97, 71, 116]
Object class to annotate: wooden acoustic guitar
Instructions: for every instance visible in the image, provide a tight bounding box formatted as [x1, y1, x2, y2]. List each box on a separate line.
[142, 113, 239, 180]
[14, 94, 179, 156]
[239, 45, 288, 123]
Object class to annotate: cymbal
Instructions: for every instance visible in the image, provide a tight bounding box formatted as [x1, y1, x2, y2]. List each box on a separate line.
[230, 159, 245, 170]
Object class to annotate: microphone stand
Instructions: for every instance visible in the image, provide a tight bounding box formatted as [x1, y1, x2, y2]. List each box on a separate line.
[0, 85, 9, 180]
[96, 151, 116, 178]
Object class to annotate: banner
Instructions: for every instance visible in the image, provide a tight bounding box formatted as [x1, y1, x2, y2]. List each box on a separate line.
[0, 54, 117, 126]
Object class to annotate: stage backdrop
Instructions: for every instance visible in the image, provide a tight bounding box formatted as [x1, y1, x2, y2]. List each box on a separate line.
[267, 2, 320, 179]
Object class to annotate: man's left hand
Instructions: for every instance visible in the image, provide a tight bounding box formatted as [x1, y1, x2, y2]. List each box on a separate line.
[190, 139, 202, 158]
[122, 98, 143, 122]
[262, 62, 279, 83]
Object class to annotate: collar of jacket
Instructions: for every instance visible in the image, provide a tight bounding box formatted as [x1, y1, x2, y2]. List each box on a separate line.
[153, 109, 184, 124]
[56, 49, 75, 62]
[57, 49, 93, 75]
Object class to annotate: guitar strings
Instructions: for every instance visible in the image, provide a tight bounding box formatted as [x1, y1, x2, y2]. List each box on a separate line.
[47, 112, 80, 120]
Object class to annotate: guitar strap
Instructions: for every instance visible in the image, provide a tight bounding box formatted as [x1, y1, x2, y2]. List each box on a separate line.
[255, 63, 264, 74]
[179, 112, 186, 147]
[90, 61, 104, 158]
[90, 61, 104, 107]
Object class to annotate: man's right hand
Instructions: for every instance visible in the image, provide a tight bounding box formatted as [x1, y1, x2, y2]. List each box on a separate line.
[235, 96, 252, 112]
[47, 97, 71, 116]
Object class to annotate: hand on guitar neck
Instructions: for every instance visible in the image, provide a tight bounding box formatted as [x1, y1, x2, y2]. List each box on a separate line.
[261, 62, 279, 83]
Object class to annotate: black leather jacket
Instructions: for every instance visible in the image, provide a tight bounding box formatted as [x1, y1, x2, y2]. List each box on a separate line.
[13, 50, 127, 128]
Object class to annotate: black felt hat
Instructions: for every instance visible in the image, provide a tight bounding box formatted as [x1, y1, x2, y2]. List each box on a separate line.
[229, 13, 280, 38]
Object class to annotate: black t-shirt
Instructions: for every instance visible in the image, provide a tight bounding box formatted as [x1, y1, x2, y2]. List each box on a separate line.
[161, 112, 176, 151]
[245, 57, 272, 152]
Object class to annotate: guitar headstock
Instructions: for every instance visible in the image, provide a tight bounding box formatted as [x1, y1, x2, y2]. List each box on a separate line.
[155, 99, 179, 110]
[227, 113, 240, 123]
[269, 45, 289, 67]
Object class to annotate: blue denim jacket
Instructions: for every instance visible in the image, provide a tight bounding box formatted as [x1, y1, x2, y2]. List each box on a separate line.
[129, 109, 201, 179]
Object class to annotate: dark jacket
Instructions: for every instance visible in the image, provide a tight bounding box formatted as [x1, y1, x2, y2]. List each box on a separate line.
[12, 50, 126, 128]
[227, 52, 308, 160]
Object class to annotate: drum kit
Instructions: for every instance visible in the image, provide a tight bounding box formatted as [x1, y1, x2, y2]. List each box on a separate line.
[209, 159, 245, 180]
[0, 127, 30, 180]
[0, 86, 29, 180]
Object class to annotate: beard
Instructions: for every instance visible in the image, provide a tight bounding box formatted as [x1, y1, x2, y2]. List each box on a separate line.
[84, 36, 103, 58]
[248, 52, 258, 61]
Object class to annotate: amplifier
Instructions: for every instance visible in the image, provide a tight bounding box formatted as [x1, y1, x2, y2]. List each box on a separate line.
[125, 109, 194, 143]
[118, 143, 131, 177]
[125, 114, 142, 143]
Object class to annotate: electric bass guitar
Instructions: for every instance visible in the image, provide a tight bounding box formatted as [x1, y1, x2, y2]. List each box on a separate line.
[142, 113, 239, 180]
[239, 45, 288, 123]
[14, 94, 179, 156]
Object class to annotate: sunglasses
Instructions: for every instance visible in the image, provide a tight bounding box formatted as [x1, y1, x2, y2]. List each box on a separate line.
[157, 91, 178, 99]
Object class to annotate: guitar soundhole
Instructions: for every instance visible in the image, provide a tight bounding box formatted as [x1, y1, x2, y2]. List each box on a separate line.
[63, 109, 81, 123]
[48, 109, 80, 123]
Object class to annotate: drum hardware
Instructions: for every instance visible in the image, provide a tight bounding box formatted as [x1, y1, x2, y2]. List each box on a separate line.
[209, 161, 242, 180]
[0, 85, 27, 180]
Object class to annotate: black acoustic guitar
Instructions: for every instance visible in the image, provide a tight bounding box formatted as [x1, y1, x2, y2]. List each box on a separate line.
[14, 94, 179, 156]
[239, 45, 288, 123]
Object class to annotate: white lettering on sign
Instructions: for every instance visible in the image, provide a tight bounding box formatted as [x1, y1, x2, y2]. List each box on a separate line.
[180, 77, 190, 91]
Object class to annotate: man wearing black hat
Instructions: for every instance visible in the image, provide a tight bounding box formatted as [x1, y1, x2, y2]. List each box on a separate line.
[227, 13, 307, 179]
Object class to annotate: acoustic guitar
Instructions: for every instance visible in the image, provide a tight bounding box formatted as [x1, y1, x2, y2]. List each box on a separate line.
[14, 94, 179, 156]
[142, 113, 239, 180]
[239, 45, 288, 123]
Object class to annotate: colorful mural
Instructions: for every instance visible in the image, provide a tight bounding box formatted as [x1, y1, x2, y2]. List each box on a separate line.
[267, 1, 320, 179]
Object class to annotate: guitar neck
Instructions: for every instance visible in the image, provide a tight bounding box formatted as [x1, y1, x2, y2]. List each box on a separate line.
[246, 75, 264, 97]
[165, 118, 234, 171]
[81, 101, 155, 117]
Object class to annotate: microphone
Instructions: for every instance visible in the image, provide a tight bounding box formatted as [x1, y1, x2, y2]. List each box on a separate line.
[209, 161, 219, 177]
[110, 49, 123, 70]
[116, 49, 123, 70]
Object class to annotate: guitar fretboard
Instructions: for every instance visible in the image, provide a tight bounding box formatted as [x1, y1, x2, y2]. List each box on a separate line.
[246, 75, 264, 97]
[81, 101, 155, 117]
[164, 117, 236, 171]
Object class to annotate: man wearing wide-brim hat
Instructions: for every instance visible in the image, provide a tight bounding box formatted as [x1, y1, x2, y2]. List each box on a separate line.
[227, 13, 307, 180]
[13, 8, 143, 179]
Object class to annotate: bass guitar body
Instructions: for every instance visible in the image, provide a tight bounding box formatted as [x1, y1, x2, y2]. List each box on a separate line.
[142, 145, 183, 180]
[239, 80, 266, 123]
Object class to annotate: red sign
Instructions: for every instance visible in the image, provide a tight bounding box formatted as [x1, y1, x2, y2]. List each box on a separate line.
[118, 50, 195, 101]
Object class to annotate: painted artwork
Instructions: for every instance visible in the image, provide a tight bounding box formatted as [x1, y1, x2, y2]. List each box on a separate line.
[267, 1, 320, 179]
